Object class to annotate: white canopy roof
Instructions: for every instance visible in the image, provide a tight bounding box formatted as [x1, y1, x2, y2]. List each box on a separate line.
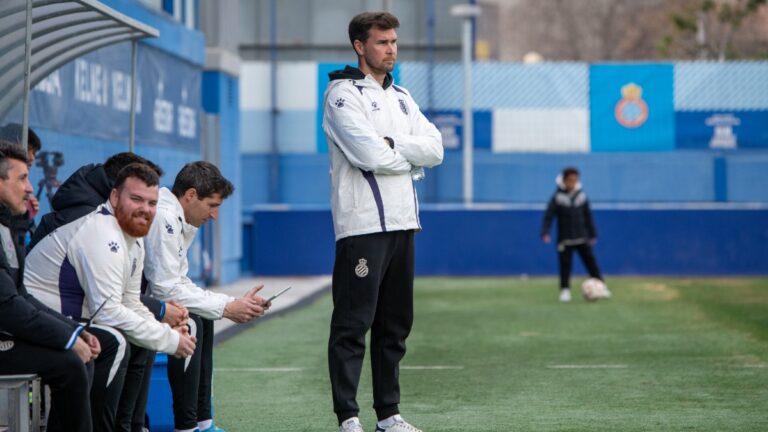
[0, 0, 159, 120]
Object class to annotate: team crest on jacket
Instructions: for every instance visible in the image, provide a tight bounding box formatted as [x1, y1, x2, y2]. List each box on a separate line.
[165, 223, 174, 234]
[398, 99, 409, 115]
[371, 101, 380, 112]
[335, 98, 345, 108]
[355, 258, 369, 278]
[131, 258, 137, 277]
[0, 340, 14, 351]
[109, 241, 120, 253]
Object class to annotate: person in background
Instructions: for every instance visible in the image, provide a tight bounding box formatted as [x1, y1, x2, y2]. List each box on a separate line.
[0, 123, 42, 243]
[541, 166, 608, 302]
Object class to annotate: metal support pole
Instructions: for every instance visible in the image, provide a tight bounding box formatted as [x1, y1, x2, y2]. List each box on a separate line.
[21, 0, 34, 153]
[452, 4, 480, 205]
[129, 39, 138, 153]
[461, 17, 473, 204]
[268, 0, 279, 202]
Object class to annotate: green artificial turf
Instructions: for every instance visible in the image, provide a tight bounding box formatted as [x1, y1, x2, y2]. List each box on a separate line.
[212, 277, 768, 431]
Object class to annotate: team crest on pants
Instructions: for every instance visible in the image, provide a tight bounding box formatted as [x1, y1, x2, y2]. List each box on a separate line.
[355, 258, 369, 278]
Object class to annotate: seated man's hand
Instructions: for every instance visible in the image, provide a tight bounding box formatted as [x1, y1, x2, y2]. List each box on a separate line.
[173, 332, 197, 358]
[162, 300, 189, 328]
[72, 337, 93, 364]
[246, 284, 271, 310]
[223, 287, 266, 324]
[26, 195, 40, 217]
[80, 330, 101, 360]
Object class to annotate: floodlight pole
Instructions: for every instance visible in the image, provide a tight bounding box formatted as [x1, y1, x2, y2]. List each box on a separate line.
[21, 0, 33, 152]
[129, 39, 138, 153]
[451, 4, 481, 205]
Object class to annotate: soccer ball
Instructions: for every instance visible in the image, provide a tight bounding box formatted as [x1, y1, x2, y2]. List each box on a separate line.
[581, 278, 610, 302]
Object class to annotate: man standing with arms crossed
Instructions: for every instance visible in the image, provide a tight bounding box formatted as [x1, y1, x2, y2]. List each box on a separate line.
[323, 11, 444, 432]
[143, 161, 269, 432]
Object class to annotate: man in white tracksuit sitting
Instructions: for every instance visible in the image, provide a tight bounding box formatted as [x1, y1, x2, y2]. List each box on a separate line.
[25, 163, 197, 431]
[143, 161, 269, 432]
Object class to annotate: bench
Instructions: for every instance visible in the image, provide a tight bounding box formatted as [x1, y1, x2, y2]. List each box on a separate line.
[0, 375, 41, 432]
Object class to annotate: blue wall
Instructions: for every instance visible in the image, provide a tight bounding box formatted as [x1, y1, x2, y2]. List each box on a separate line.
[202, 71, 242, 284]
[242, 206, 768, 276]
[241, 150, 766, 206]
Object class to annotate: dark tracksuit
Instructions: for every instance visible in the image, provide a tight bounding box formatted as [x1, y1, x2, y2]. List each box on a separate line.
[329, 230, 415, 424]
[28, 162, 164, 432]
[167, 314, 215, 429]
[541, 185, 603, 289]
[0, 205, 92, 432]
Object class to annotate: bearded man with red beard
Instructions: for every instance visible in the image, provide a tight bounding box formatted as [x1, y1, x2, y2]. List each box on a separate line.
[25, 163, 197, 432]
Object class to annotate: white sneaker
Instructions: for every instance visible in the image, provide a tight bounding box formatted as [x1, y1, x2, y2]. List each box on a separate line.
[374, 417, 422, 432]
[559, 289, 572, 302]
[340, 417, 364, 432]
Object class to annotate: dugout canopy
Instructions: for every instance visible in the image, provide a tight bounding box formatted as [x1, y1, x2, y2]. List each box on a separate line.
[0, 0, 158, 125]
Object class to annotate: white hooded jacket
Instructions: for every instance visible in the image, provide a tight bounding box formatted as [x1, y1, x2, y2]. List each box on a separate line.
[24, 201, 180, 354]
[322, 66, 443, 240]
[143, 187, 234, 320]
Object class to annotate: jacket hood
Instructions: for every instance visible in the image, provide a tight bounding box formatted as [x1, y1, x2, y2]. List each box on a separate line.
[328, 65, 394, 90]
[555, 174, 582, 193]
[50, 163, 112, 211]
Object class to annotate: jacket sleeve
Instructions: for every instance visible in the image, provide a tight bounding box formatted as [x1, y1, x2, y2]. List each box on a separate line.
[0, 270, 83, 350]
[391, 93, 444, 168]
[69, 238, 180, 355]
[22, 289, 83, 328]
[541, 196, 556, 237]
[141, 294, 165, 321]
[323, 85, 413, 175]
[143, 212, 232, 320]
[584, 199, 597, 239]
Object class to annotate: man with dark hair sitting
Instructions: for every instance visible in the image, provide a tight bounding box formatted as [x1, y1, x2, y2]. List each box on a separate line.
[25, 163, 197, 432]
[0, 141, 98, 432]
[143, 161, 270, 432]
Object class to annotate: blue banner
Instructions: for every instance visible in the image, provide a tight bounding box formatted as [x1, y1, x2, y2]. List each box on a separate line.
[8, 42, 201, 150]
[590, 64, 675, 152]
[676, 111, 768, 150]
[425, 110, 491, 151]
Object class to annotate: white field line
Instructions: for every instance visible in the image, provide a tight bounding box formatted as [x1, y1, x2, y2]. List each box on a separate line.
[547, 364, 629, 369]
[214, 367, 303, 373]
[732, 364, 768, 368]
[400, 366, 464, 370]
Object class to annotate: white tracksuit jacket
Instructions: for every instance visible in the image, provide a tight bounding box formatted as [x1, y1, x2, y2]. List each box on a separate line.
[322, 66, 444, 241]
[143, 187, 234, 320]
[24, 201, 180, 354]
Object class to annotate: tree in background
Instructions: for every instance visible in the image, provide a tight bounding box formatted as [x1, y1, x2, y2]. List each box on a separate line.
[658, 0, 768, 60]
[482, 0, 768, 61]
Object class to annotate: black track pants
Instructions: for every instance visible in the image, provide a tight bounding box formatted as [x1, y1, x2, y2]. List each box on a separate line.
[115, 343, 153, 432]
[558, 243, 603, 289]
[89, 325, 130, 432]
[0, 337, 92, 432]
[328, 230, 415, 424]
[167, 314, 215, 429]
